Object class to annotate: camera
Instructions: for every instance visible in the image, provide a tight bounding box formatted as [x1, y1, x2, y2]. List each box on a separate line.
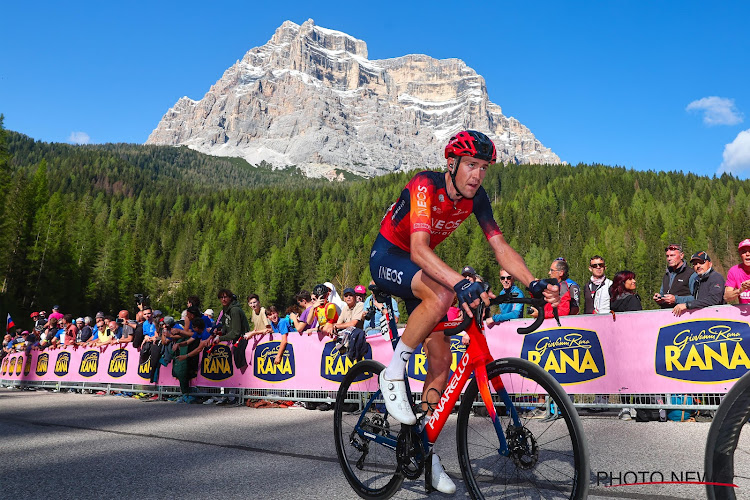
[115, 318, 124, 325]
[134, 293, 150, 307]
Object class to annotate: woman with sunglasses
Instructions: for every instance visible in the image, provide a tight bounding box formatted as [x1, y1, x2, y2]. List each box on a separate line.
[486, 270, 525, 326]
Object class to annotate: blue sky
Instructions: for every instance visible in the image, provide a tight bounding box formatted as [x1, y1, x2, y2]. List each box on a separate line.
[2, 1, 749, 178]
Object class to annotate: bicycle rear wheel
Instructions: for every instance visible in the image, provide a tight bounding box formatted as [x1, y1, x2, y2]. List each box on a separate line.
[457, 357, 589, 499]
[334, 360, 404, 499]
[705, 371, 750, 500]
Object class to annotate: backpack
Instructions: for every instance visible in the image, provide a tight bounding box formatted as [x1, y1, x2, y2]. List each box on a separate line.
[667, 394, 695, 422]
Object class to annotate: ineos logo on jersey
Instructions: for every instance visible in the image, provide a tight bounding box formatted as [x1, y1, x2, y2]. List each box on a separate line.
[432, 219, 461, 231]
[416, 185, 429, 218]
[378, 266, 404, 285]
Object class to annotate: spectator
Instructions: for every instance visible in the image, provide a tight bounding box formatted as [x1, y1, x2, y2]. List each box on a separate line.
[724, 238, 750, 304]
[354, 285, 367, 303]
[138, 307, 161, 383]
[461, 265, 478, 282]
[266, 306, 292, 364]
[486, 270, 524, 325]
[307, 283, 339, 336]
[95, 320, 117, 346]
[289, 290, 316, 333]
[653, 244, 695, 308]
[673, 251, 725, 317]
[117, 310, 134, 343]
[609, 269, 642, 421]
[213, 289, 249, 345]
[363, 281, 399, 336]
[30, 312, 45, 331]
[324, 281, 346, 315]
[204, 308, 214, 321]
[610, 270, 643, 312]
[583, 255, 612, 314]
[87, 314, 106, 346]
[173, 316, 206, 403]
[62, 314, 77, 346]
[332, 288, 366, 335]
[48, 305, 64, 323]
[244, 294, 271, 339]
[531, 258, 579, 317]
[77, 317, 94, 344]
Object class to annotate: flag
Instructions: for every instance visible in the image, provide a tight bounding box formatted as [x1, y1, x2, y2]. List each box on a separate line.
[6, 313, 15, 332]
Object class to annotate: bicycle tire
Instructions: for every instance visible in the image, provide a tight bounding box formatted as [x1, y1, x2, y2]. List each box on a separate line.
[457, 357, 589, 499]
[705, 370, 750, 500]
[334, 360, 404, 499]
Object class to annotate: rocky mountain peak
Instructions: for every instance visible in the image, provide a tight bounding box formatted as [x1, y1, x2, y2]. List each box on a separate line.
[147, 19, 562, 179]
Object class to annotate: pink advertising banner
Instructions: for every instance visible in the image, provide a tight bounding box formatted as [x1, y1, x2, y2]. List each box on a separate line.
[3, 304, 749, 394]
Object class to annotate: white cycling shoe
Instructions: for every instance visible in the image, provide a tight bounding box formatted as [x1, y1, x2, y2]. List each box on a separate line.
[379, 371, 417, 425]
[431, 454, 457, 494]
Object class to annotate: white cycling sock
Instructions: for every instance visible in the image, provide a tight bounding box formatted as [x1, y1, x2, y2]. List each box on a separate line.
[384, 339, 414, 380]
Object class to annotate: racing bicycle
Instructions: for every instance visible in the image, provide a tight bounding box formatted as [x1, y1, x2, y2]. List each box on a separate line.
[333, 284, 589, 499]
[705, 368, 750, 499]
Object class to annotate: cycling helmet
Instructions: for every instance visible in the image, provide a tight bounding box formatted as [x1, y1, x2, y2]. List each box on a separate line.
[313, 283, 330, 297]
[444, 130, 496, 163]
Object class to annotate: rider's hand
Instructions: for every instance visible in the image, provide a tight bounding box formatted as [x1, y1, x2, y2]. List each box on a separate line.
[528, 279, 560, 308]
[454, 279, 488, 318]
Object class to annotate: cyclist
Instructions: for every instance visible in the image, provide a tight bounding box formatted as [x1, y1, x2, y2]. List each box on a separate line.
[370, 130, 560, 493]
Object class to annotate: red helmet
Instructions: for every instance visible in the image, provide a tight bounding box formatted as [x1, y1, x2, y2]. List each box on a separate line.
[444, 130, 497, 163]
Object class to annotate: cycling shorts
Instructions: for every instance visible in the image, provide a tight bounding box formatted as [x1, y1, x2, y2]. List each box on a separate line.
[369, 234, 423, 314]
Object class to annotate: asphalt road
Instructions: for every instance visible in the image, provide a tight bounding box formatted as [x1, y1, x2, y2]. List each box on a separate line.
[0, 388, 728, 499]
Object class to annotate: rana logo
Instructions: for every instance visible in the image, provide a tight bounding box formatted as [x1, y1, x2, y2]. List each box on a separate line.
[1, 356, 7, 375]
[78, 351, 99, 377]
[36, 353, 49, 376]
[108, 349, 128, 378]
[201, 344, 233, 381]
[521, 328, 605, 385]
[138, 358, 152, 379]
[320, 340, 373, 383]
[23, 356, 31, 376]
[656, 319, 750, 382]
[254, 342, 295, 382]
[15, 355, 24, 376]
[54, 352, 71, 376]
[8, 356, 17, 376]
[408, 336, 467, 382]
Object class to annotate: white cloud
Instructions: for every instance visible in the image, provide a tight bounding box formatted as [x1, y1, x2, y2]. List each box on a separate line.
[686, 96, 744, 126]
[718, 129, 750, 176]
[68, 131, 91, 144]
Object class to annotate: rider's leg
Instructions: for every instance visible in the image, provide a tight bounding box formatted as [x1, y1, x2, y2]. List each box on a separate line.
[423, 331, 457, 494]
[380, 270, 453, 425]
[383, 270, 453, 380]
[421, 332, 452, 412]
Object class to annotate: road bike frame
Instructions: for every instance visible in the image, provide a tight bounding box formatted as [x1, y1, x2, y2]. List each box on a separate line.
[352, 289, 554, 461]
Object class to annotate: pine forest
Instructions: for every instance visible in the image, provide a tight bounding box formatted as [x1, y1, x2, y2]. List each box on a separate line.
[1, 115, 749, 322]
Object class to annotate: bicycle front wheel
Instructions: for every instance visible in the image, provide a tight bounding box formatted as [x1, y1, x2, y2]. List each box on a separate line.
[457, 357, 589, 499]
[333, 360, 404, 499]
[705, 371, 750, 500]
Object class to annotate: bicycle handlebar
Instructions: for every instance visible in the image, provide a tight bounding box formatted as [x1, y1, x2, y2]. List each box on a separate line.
[444, 282, 561, 336]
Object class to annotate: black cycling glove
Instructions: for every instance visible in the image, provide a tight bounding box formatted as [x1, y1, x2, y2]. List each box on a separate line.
[454, 279, 485, 308]
[527, 278, 558, 299]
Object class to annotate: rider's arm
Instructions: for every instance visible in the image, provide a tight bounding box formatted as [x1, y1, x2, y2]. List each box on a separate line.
[410, 231, 465, 289]
[487, 234, 535, 287]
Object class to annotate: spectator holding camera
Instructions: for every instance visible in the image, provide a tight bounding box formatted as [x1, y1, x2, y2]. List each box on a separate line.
[725, 238, 750, 304]
[306, 283, 339, 337]
[653, 244, 695, 308]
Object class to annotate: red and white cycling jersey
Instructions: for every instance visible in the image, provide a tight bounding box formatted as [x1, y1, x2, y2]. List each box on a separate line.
[379, 171, 502, 251]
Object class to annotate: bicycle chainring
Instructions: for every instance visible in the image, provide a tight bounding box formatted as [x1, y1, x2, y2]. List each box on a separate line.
[396, 426, 424, 480]
[506, 425, 539, 470]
